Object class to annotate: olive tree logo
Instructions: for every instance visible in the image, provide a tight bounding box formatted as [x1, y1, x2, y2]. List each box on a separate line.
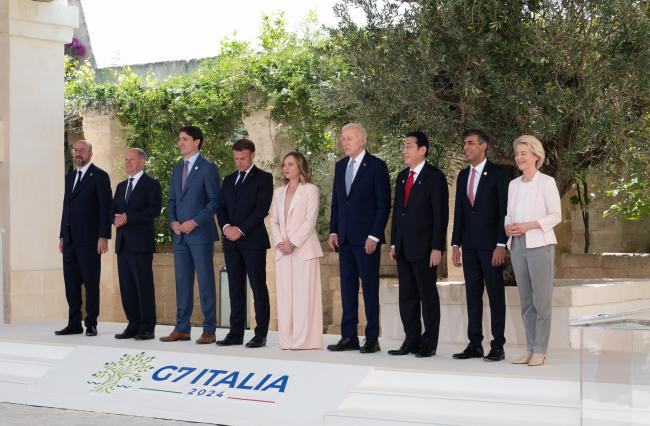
[89, 352, 156, 394]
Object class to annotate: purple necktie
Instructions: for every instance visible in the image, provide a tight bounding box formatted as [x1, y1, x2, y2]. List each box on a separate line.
[181, 160, 189, 191]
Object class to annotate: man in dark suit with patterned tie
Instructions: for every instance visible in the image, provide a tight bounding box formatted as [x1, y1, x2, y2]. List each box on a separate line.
[112, 148, 162, 341]
[327, 123, 391, 354]
[57, 139, 112, 337]
[388, 131, 448, 358]
[451, 129, 509, 362]
[160, 126, 221, 344]
[216, 139, 273, 348]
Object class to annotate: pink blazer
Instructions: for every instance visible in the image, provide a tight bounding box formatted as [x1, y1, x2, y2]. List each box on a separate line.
[504, 171, 561, 249]
[270, 182, 324, 261]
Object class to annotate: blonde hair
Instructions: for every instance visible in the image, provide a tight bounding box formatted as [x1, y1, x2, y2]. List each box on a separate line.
[341, 122, 367, 142]
[281, 151, 311, 184]
[513, 135, 545, 169]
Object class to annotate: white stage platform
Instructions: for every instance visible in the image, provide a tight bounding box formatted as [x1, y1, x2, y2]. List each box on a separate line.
[0, 321, 585, 426]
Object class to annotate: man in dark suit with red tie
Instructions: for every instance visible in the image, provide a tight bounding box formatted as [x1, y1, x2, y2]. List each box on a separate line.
[388, 131, 449, 358]
[451, 129, 509, 362]
[57, 139, 112, 337]
[327, 123, 391, 354]
[112, 148, 162, 341]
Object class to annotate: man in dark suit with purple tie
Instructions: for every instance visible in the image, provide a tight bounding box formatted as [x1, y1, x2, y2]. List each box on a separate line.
[451, 129, 509, 362]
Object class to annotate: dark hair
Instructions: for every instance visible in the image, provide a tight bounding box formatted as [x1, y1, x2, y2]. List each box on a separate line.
[232, 138, 256, 153]
[462, 128, 490, 146]
[281, 151, 311, 184]
[179, 125, 204, 149]
[405, 131, 430, 156]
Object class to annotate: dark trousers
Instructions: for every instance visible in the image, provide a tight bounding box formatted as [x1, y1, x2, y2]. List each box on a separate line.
[173, 240, 216, 334]
[339, 243, 381, 340]
[62, 243, 100, 328]
[397, 257, 440, 349]
[117, 249, 156, 333]
[224, 247, 269, 338]
[462, 248, 506, 349]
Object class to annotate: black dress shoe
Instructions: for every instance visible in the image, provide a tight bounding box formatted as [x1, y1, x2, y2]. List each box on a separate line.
[245, 336, 267, 348]
[327, 337, 360, 352]
[415, 344, 436, 358]
[54, 326, 83, 336]
[359, 340, 381, 354]
[452, 345, 484, 359]
[115, 330, 137, 339]
[134, 331, 155, 341]
[216, 334, 244, 346]
[388, 342, 419, 356]
[86, 325, 98, 336]
[483, 347, 505, 362]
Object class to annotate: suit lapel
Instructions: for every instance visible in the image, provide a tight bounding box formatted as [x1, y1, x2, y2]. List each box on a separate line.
[288, 183, 303, 216]
[182, 155, 202, 197]
[71, 164, 95, 199]
[347, 152, 369, 197]
[127, 173, 147, 206]
[278, 185, 288, 232]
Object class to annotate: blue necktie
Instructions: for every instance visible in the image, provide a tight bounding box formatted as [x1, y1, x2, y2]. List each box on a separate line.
[345, 159, 355, 195]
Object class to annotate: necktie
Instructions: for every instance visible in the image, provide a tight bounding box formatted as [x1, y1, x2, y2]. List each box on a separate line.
[404, 170, 415, 206]
[181, 160, 189, 191]
[345, 159, 355, 195]
[125, 177, 134, 204]
[235, 171, 246, 187]
[72, 170, 82, 191]
[468, 168, 477, 206]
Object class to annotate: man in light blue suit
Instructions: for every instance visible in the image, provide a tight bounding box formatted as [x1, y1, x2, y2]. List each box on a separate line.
[160, 126, 221, 344]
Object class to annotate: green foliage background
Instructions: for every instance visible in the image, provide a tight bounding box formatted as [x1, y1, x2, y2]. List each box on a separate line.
[65, 3, 650, 245]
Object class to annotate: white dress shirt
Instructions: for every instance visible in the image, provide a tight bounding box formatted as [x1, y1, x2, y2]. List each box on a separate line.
[124, 170, 144, 200]
[73, 161, 93, 190]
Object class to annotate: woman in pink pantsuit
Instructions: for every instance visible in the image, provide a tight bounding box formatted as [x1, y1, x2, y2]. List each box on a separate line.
[270, 152, 324, 350]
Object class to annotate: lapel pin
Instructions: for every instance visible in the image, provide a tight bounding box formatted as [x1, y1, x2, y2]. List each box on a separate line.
[483, 172, 487, 176]
[90, 173, 93, 176]
[195, 166, 199, 170]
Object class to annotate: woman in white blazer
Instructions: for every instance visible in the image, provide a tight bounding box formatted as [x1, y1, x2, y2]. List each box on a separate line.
[504, 135, 561, 366]
[270, 152, 324, 349]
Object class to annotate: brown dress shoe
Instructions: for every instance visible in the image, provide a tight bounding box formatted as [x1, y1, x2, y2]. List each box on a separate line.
[195, 332, 216, 344]
[159, 331, 191, 342]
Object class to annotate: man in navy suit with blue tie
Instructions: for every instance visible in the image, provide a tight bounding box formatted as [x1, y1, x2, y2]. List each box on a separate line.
[328, 123, 391, 353]
[451, 129, 509, 362]
[112, 148, 162, 341]
[160, 126, 221, 345]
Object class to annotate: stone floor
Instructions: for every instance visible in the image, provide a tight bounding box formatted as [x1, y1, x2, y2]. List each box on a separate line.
[0, 402, 211, 425]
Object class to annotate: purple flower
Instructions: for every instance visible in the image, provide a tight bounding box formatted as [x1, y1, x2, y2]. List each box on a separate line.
[65, 37, 86, 59]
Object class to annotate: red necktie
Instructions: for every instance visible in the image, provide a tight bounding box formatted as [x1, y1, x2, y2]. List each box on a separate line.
[468, 168, 477, 206]
[404, 170, 415, 206]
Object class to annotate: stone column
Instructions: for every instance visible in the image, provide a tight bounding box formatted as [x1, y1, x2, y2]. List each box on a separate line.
[0, 0, 78, 322]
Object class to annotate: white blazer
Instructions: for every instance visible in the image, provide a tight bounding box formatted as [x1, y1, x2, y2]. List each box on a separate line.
[504, 171, 561, 249]
[270, 182, 324, 261]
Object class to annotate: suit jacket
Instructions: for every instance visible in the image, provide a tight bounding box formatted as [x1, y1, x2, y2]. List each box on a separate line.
[505, 171, 561, 249]
[216, 165, 273, 250]
[112, 173, 162, 254]
[270, 183, 324, 261]
[451, 161, 508, 250]
[167, 155, 220, 245]
[391, 163, 449, 262]
[329, 151, 391, 245]
[60, 163, 112, 246]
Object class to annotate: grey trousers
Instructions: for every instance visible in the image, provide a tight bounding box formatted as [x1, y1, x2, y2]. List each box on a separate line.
[510, 237, 555, 353]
